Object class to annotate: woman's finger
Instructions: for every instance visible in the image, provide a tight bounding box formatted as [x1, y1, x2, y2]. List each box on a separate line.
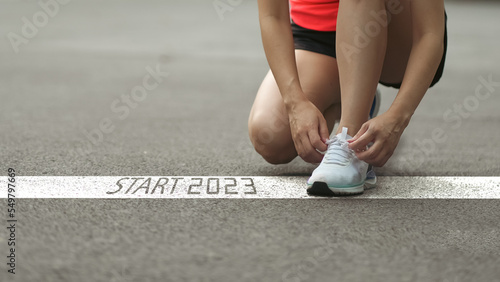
[349, 122, 369, 142]
[302, 132, 324, 163]
[309, 127, 327, 152]
[348, 128, 374, 152]
[356, 140, 383, 162]
[318, 115, 330, 144]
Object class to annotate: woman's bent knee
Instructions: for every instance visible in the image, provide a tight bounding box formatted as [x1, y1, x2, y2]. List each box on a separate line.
[255, 144, 297, 165]
[248, 116, 296, 165]
[258, 146, 296, 165]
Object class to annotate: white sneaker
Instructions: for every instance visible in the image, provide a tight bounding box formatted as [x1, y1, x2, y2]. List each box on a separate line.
[307, 127, 376, 196]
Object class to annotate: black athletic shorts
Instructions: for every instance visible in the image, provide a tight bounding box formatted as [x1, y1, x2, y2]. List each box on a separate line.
[291, 14, 447, 89]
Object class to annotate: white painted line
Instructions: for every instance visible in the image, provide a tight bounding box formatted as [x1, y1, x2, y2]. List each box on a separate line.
[2, 176, 500, 199]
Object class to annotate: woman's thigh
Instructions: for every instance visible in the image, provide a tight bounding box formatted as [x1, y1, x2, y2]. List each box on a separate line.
[248, 50, 341, 163]
[379, 0, 413, 85]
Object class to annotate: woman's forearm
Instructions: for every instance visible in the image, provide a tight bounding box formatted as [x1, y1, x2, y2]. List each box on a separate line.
[388, 0, 445, 122]
[258, 0, 306, 107]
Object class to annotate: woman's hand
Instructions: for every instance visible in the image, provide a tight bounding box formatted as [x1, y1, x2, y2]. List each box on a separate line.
[347, 110, 411, 167]
[287, 99, 329, 164]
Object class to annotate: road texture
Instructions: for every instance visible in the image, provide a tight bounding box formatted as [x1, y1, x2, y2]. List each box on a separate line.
[1, 0, 499, 281]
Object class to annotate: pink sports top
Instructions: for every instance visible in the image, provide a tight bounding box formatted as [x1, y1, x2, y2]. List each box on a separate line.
[290, 0, 339, 32]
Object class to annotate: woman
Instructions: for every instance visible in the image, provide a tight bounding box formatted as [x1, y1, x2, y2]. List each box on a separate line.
[248, 0, 447, 195]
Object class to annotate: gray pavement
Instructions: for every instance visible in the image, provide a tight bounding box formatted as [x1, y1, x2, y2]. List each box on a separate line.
[8, 199, 500, 282]
[1, 0, 499, 176]
[1, 0, 500, 281]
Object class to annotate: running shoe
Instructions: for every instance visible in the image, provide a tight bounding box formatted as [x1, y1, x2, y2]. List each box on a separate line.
[307, 127, 376, 196]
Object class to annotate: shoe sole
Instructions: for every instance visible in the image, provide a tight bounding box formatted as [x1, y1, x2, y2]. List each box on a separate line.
[307, 175, 377, 197]
[307, 182, 364, 196]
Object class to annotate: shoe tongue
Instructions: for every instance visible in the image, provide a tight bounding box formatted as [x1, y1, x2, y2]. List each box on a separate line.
[336, 127, 353, 142]
[324, 127, 353, 165]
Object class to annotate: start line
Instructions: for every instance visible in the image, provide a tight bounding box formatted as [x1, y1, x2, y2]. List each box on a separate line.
[1, 176, 500, 199]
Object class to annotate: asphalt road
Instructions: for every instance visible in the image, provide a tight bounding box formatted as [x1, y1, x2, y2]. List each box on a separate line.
[1, 0, 499, 281]
[6, 199, 500, 282]
[1, 0, 499, 176]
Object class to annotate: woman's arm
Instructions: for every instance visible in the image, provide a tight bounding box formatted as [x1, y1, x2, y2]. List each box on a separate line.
[348, 0, 445, 166]
[388, 0, 446, 120]
[258, 0, 329, 163]
[258, 0, 304, 105]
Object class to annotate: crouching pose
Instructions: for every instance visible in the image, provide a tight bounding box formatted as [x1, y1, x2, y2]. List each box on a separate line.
[248, 0, 447, 195]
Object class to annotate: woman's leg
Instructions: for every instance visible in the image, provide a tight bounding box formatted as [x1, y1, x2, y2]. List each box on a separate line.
[335, 0, 413, 136]
[380, 0, 413, 84]
[248, 50, 341, 164]
[336, 0, 388, 137]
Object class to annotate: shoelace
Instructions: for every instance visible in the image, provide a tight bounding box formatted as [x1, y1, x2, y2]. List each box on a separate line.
[323, 128, 354, 165]
[323, 137, 353, 165]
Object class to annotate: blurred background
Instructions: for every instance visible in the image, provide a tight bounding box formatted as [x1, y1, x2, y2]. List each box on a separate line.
[1, 1, 499, 282]
[1, 0, 499, 176]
